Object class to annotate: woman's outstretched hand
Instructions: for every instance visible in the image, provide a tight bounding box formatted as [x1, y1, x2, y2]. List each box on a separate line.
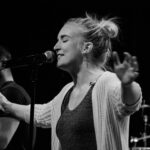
[112, 51, 139, 86]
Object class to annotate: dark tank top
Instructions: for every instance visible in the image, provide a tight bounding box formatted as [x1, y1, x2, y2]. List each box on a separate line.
[56, 83, 97, 150]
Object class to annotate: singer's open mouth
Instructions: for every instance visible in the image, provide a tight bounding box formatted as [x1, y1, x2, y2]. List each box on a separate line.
[57, 54, 64, 59]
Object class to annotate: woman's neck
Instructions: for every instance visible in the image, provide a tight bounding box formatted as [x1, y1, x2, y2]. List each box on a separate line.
[70, 62, 104, 88]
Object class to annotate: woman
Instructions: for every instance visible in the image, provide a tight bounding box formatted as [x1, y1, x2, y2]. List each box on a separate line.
[0, 13, 142, 150]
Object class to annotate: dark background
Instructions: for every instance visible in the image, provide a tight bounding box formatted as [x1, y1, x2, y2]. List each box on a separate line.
[0, 2, 150, 149]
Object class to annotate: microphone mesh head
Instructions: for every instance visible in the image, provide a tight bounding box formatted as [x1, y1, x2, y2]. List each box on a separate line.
[44, 50, 56, 63]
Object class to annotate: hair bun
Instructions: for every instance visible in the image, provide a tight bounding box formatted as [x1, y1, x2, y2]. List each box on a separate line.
[97, 18, 119, 39]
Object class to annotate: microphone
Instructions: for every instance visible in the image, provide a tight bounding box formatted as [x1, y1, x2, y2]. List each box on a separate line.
[1, 50, 56, 69]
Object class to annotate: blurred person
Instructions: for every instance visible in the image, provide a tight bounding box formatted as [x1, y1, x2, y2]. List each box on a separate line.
[0, 46, 31, 150]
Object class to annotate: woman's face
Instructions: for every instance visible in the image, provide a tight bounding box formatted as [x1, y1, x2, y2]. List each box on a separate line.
[54, 22, 85, 72]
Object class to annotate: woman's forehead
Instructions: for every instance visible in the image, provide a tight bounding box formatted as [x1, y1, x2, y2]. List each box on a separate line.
[58, 23, 85, 38]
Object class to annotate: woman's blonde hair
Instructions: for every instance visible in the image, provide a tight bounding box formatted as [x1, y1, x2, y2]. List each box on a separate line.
[66, 13, 119, 69]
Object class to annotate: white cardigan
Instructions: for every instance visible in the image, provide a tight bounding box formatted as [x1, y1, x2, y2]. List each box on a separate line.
[33, 71, 142, 150]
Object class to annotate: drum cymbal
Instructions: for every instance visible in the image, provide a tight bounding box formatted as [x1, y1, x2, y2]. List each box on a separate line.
[131, 147, 150, 150]
[131, 135, 150, 142]
[141, 104, 150, 109]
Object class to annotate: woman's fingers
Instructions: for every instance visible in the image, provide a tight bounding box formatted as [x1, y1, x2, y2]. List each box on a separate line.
[113, 51, 139, 72]
[123, 52, 132, 63]
[131, 56, 139, 72]
[112, 51, 121, 65]
[123, 52, 139, 71]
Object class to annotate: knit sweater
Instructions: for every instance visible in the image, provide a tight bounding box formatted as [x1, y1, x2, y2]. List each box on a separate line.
[31, 71, 142, 150]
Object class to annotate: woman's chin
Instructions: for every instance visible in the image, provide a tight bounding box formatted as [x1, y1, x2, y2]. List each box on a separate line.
[57, 63, 70, 72]
[57, 62, 66, 69]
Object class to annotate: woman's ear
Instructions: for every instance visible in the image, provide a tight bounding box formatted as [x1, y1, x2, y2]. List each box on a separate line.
[81, 42, 93, 54]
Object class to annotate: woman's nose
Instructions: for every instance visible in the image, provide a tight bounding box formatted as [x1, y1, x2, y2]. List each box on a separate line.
[53, 41, 60, 52]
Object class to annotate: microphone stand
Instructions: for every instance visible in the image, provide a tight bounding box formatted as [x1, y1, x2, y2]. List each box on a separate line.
[28, 60, 41, 150]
